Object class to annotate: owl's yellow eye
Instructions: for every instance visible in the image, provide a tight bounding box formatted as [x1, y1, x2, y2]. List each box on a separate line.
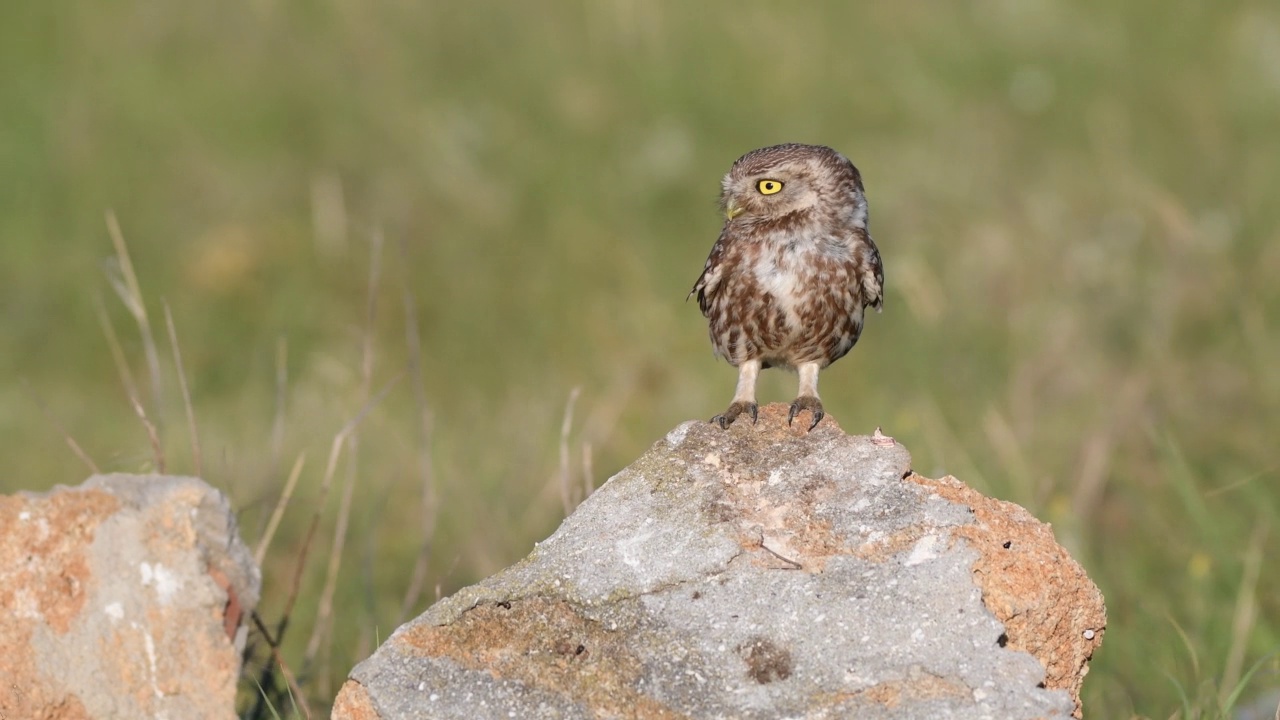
[757, 179, 784, 195]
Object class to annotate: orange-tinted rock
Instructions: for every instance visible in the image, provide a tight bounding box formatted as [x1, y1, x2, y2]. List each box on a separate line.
[907, 473, 1105, 717]
[332, 680, 379, 720]
[0, 474, 260, 720]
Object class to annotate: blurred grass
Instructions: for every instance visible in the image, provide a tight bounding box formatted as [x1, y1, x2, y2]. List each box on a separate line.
[3, 0, 1279, 716]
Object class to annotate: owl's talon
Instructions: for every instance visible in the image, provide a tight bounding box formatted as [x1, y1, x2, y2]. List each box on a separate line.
[788, 396, 824, 431]
[712, 401, 758, 429]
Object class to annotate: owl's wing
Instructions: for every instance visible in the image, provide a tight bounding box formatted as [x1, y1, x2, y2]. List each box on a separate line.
[858, 234, 885, 312]
[689, 230, 731, 317]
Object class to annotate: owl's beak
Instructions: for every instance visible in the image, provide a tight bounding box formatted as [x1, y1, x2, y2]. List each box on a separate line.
[725, 200, 744, 220]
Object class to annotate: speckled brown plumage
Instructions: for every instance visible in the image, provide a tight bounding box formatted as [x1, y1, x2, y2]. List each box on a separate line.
[690, 143, 884, 429]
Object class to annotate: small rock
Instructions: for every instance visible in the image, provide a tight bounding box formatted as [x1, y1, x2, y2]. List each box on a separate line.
[336, 404, 1104, 719]
[0, 474, 260, 719]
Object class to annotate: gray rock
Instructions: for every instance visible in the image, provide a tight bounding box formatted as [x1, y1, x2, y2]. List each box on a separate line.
[0, 474, 260, 720]
[335, 405, 1104, 719]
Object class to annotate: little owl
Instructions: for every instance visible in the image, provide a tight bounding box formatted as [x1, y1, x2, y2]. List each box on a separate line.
[690, 143, 884, 430]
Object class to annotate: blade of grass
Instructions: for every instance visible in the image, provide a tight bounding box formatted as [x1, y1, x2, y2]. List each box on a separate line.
[1220, 518, 1269, 707]
[1166, 612, 1202, 681]
[162, 300, 201, 478]
[1161, 668, 1194, 720]
[1158, 430, 1217, 543]
[250, 675, 283, 720]
[1204, 466, 1278, 499]
[1220, 649, 1280, 716]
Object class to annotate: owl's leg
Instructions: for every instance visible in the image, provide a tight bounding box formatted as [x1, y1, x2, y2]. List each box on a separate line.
[712, 358, 761, 429]
[788, 362, 824, 430]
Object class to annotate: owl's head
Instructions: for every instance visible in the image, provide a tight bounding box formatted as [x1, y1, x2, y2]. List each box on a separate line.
[719, 143, 867, 229]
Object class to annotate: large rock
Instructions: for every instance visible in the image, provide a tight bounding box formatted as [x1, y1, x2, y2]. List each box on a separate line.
[0, 474, 260, 720]
[335, 405, 1104, 719]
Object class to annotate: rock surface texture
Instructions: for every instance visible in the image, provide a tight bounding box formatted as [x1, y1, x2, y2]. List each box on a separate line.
[335, 405, 1104, 719]
[0, 474, 260, 720]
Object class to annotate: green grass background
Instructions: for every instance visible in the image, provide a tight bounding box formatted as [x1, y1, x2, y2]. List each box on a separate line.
[3, 1, 1278, 717]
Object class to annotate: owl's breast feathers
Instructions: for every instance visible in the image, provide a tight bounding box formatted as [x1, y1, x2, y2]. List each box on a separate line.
[691, 223, 883, 368]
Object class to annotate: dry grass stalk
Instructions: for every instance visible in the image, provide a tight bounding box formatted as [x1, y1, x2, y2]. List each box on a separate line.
[163, 301, 201, 478]
[21, 382, 101, 474]
[358, 230, 383, 400]
[304, 435, 359, 670]
[251, 611, 313, 720]
[1220, 519, 1269, 707]
[581, 441, 594, 502]
[254, 453, 308, 568]
[395, 235, 440, 625]
[269, 336, 289, 480]
[302, 231, 390, 687]
[95, 299, 166, 472]
[558, 386, 581, 515]
[128, 395, 166, 473]
[104, 211, 164, 423]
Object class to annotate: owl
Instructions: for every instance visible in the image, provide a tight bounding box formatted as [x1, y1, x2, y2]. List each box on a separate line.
[690, 143, 884, 430]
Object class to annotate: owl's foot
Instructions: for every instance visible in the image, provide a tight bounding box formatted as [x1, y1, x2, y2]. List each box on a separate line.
[788, 396, 824, 431]
[711, 401, 758, 429]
